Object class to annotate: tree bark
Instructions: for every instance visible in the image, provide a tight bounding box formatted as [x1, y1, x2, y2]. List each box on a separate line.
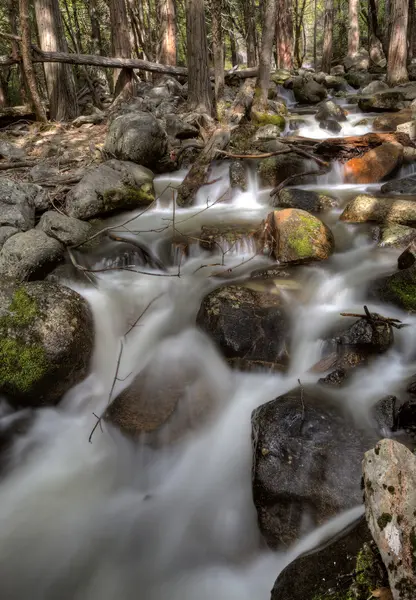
[244, 0, 257, 66]
[88, 0, 103, 55]
[186, 0, 213, 115]
[159, 0, 177, 64]
[277, 0, 294, 70]
[348, 0, 360, 57]
[109, 0, 132, 92]
[18, 0, 47, 122]
[294, 0, 306, 68]
[313, 0, 318, 68]
[321, 0, 334, 73]
[255, 0, 276, 109]
[368, 0, 385, 65]
[408, 0, 416, 60]
[211, 0, 225, 104]
[387, 0, 409, 85]
[34, 0, 78, 121]
[8, 0, 27, 103]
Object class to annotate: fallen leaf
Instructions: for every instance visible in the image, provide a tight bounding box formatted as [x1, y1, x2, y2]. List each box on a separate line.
[371, 588, 393, 600]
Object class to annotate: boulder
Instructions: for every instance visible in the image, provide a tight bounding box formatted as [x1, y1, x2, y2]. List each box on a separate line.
[165, 114, 199, 139]
[196, 285, 288, 366]
[275, 188, 338, 212]
[229, 161, 248, 191]
[344, 143, 403, 184]
[293, 79, 327, 104]
[358, 91, 405, 112]
[66, 159, 155, 220]
[0, 179, 35, 231]
[341, 195, 416, 226]
[363, 439, 416, 600]
[0, 282, 93, 407]
[374, 223, 416, 248]
[315, 100, 348, 122]
[373, 108, 414, 131]
[381, 174, 416, 195]
[398, 241, 416, 270]
[37, 212, 93, 246]
[198, 224, 258, 252]
[271, 518, 387, 600]
[0, 138, 25, 161]
[0, 227, 18, 250]
[252, 124, 281, 140]
[0, 230, 63, 282]
[324, 75, 348, 91]
[258, 153, 317, 188]
[396, 398, 416, 433]
[362, 80, 390, 95]
[252, 385, 379, 548]
[397, 121, 416, 139]
[103, 112, 168, 170]
[330, 65, 345, 76]
[344, 48, 370, 71]
[319, 119, 342, 134]
[258, 209, 334, 263]
[371, 264, 416, 311]
[346, 71, 374, 89]
[395, 82, 416, 100]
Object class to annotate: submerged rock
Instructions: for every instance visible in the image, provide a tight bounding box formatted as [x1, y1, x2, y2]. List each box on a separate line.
[66, 159, 155, 220]
[199, 224, 258, 252]
[315, 100, 347, 122]
[257, 152, 314, 188]
[344, 143, 403, 184]
[258, 209, 334, 263]
[381, 174, 416, 195]
[103, 112, 168, 170]
[229, 161, 248, 191]
[0, 282, 93, 407]
[196, 285, 289, 365]
[363, 439, 416, 600]
[251, 385, 379, 548]
[340, 195, 416, 226]
[319, 119, 342, 134]
[275, 188, 338, 212]
[371, 264, 416, 311]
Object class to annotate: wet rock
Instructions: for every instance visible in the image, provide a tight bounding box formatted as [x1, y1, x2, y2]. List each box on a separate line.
[395, 82, 416, 100]
[362, 81, 390, 95]
[373, 108, 414, 131]
[229, 161, 248, 191]
[258, 153, 317, 188]
[341, 195, 416, 225]
[0, 178, 35, 231]
[0, 408, 34, 473]
[398, 241, 416, 270]
[374, 223, 416, 248]
[271, 518, 387, 600]
[345, 71, 374, 89]
[0, 230, 63, 282]
[199, 224, 258, 251]
[396, 121, 416, 139]
[66, 159, 155, 220]
[258, 209, 334, 263]
[318, 368, 348, 386]
[165, 114, 199, 139]
[252, 385, 379, 548]
[315, 100, 348, 122]
[381, 174, 416, 195]
[275, 188, 338, 212]
[288, 117, 307, 130]
[371, 264, 416, 311]
[359, 91, 405, 112]
[344, 48, 370, 71]
[363, 439, 416, 600]
[252, 124, 281, 140]
[293, 79, 327, 104]
[330, 64, 345, 76]
[344, 142, 403, 184]
[373, 396, 397, 433]
[396, 399, 416, 434]
[319, 119, 342, 134]
[196, 285, 288, 365]
[38, 212, 93, 247]
[0, 282, 93, 407]
[103, 112, 168, 171]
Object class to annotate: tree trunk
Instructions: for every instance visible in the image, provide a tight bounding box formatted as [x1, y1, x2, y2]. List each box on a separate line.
[186, 0, 213, 115]
[88, 0, 103, 55]
[8, 0, 28, 104]
[109, 0, 132, 92]
[159, 0, 177, 64]
[19, 0, 47, 121]
[387, 0, 409, 85]
[321, 0, 334, 72]
[255, 0, 276, 109]
[313, 0, 318, 68]
[348, 0, 360, 57]
[368, 0, 385, 65]
[294, 0, 307, 68]
[244, 0, 257, 66]
[34, 0, 78, 121]
[383, 0, 391, 59]
[408, 0, 416, 60]
[211, 0, 225, 105]
[277, 0, 294, 70]
[230, 30, 238, 66]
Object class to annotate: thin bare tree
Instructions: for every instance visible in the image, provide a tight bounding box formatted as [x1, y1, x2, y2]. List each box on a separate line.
[321, 0, 334, 73]
[387, 0, 409, 85]
[348, 0, 360, 57]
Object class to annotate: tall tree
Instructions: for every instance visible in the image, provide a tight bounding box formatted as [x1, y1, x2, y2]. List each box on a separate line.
[255, 0, 276, 109]
[19, 0, 47, 121]
[186, 0, 213, 115]
[88, 0, 103, 55]
[321, 0, 334, 72]
[8, 0, 27, 104]
[387, 0, 409, 85]
[276, 0, 293, 70]
[368, 0, 385, 65]
[348, 0, 360, 57]
[159, 0, 177, 64]
[109, 0, 133, 94]
[211, 0, 225, 105]
[244, 0, 257, 66]
[294, 0, 307, 68]
[313, 0, 318, 68]
[34, 0, 78, 120]
[408, 0, 416, 60]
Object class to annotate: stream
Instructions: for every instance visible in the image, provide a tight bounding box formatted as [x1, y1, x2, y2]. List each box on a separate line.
[0, 97, 416, 599]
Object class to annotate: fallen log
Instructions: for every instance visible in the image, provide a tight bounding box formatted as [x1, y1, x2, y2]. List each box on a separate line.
[0, 159, 37, 170]
[228, 78, 255, 123]
[315, 132, 415, 162]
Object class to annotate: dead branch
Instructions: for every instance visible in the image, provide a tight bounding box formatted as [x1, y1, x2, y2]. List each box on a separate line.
[216, 148, 291, 159]
[0, 160, 38, 170]
[340, 306, 408, 329]
[270, 168, 329, 197]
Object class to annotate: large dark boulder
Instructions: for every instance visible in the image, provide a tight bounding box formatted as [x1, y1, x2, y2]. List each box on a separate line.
[0, 282, 94, 407]
[371, 264, 416, 311]
[315, 100, 347, 122]
[381, 174, 416, 195]
[251, 385, 379, 548]
[275, 188, 338, 212]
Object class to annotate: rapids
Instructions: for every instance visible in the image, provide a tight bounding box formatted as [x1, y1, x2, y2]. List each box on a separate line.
[0, 104, 415, 600]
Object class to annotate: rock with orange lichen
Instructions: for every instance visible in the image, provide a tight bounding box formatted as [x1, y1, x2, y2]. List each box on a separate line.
[344, 143, 403, 184]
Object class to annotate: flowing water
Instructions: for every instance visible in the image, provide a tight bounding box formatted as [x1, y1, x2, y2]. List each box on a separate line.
[0, 104, 415, 600]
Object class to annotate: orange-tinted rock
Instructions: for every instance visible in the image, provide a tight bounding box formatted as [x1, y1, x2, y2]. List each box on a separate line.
[344, 143, 403, 184]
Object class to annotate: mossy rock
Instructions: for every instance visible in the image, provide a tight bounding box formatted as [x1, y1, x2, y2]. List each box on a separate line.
[102, 182, 155, 210]
[251, 109, 286, 130]
[371, 265, 416, 312]
[258, 153, 315, 188]
[229, 123, 259, 154]
[0, 282, 94, 407]
[270, 69, 292, 85]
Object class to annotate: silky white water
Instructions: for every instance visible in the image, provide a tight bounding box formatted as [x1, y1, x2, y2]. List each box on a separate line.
[0, 114, 415, 600]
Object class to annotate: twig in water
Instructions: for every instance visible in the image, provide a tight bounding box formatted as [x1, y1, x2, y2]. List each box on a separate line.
[216, 148, 291, 159]
[270, 168, 329, 197]
[298, 378, 305, 425]
[340, 306, 408, 329]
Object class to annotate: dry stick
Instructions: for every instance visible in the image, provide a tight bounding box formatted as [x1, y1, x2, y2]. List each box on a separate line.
[0, 160, 38, 170]
[287, 144, 329, 167]
[216, 148, 292, 159]
[270, 167, 329, 197]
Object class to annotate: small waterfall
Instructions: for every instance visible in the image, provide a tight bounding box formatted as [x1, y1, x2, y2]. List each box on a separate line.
[277, 84, 296, 107]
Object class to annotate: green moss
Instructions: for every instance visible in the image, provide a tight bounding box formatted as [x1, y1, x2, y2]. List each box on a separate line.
[252, 110, 286, 130]
[103, 183, 155, 209]
[0, 338, 47, 393]
[288, 213, 322, 259]
[377, 513, 392, 530]
[388, 276, 416, 312]
[1, 288, 38, 328]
